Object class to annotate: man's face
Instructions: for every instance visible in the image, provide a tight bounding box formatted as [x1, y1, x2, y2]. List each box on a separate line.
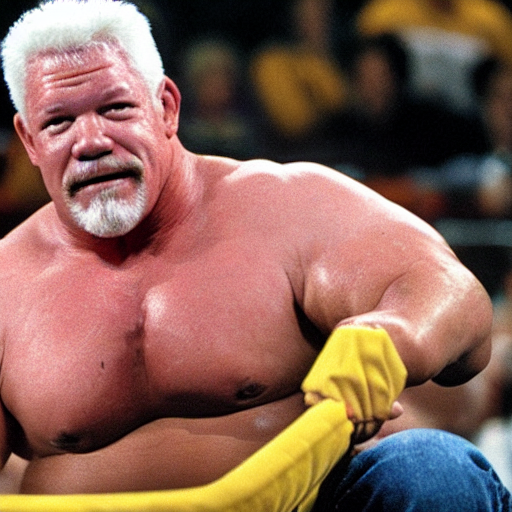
[17, 45, 168, 238]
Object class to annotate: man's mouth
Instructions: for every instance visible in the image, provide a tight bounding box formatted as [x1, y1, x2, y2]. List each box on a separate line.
[68, 169, 141, 197]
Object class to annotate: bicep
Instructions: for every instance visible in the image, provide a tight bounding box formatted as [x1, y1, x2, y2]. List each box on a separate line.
[282, 165, 492, 385]
[302, 216, 492, 386]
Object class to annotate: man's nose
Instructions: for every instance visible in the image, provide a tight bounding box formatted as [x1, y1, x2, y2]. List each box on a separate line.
[71, 114, 114, 161]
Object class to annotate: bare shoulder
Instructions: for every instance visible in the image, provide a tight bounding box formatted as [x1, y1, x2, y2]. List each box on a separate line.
[218, 158, 375, 211]
[0, 205, 59, 279]
[230, 159, 471, 326]
[223, 158, 347, 188]
[222, 158, 446, 246]
[215, 158, 459, 321]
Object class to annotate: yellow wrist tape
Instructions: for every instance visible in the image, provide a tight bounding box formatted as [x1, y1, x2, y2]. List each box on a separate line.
[302, 326, 407, 428]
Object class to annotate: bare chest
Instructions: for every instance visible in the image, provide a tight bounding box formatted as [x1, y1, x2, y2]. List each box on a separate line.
[1, 245, 319, 455]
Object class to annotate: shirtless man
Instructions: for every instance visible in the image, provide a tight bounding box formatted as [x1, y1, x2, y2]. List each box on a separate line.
[0, 1, 509, 510]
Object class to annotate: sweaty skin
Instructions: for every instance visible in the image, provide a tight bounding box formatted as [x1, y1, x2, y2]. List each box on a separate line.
[0, 44, 492, 494]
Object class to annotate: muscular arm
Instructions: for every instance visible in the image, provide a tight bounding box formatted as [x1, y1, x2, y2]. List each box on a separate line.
[294, 163, 492, 388]
[338, 256, 492, 386]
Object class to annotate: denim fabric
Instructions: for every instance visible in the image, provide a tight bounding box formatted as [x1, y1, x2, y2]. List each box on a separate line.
[311, 428, 512, 511]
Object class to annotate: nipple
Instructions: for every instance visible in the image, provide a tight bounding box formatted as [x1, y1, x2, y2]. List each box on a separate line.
[52, 432, 82, 451]
[236, 382, 266, 401]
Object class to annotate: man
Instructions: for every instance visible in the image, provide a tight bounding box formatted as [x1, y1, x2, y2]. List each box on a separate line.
[0, 1, 509, 510]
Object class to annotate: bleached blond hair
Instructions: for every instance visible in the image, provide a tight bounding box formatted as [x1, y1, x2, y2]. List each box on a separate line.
[1, 0, 165, 120]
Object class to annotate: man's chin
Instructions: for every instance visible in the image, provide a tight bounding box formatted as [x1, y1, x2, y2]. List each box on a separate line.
[76, 214, 143, 238]
[67, 192, 147, 238]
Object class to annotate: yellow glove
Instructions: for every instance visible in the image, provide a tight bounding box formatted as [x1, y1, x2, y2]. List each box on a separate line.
[302, 325, 407, 440]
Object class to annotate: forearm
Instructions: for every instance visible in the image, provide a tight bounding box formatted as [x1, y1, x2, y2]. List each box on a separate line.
[337, 260, 493, 387]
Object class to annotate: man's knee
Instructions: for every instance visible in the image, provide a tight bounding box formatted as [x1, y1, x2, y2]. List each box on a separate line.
[314, 429, 511, 511]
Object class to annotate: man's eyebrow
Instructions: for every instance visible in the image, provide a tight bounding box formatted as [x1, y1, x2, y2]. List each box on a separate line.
[101, 85, 132, 101]
[44, 104, 66, 115]
[42, 85, 132, 116]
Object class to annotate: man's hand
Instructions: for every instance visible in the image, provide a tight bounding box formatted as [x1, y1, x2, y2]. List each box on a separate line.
[302, 326, 407, 444]
[348, 400, 404, 444]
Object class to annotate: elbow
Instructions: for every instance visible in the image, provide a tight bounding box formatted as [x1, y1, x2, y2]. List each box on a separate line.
[401, 285, 492, 387]
[432, 341, 492, 387]
[433, 278, 493, 387]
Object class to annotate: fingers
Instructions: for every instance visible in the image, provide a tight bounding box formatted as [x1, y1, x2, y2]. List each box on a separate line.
[348, 401, 404, 445]
[389, 401, 404, 420]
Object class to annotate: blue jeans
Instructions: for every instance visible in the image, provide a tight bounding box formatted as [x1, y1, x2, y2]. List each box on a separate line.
[311, 429, 512, 511]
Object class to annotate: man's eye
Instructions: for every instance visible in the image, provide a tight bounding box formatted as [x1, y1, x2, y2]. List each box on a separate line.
[101, 103, 133, 115]
[42, 116, 73, 130]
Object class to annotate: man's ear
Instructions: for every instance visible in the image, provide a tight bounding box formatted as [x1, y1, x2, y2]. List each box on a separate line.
[14, 113, 39, 166]
[158, 76, 181, 138]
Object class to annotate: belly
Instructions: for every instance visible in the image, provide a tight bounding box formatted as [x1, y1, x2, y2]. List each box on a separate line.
[20, 392, 307, 494]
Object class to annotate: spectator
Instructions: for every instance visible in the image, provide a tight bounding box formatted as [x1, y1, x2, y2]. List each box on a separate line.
[250, 0, 348, 161]
[411, 58, 512, 219]
[474, 58, 512, 218]
[356, 0, 512, 115]
[323, 34, 486, 220]
[179, 38, 262, 160]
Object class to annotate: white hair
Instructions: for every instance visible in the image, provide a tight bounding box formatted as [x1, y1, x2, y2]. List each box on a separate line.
[1, 0, 165, 120]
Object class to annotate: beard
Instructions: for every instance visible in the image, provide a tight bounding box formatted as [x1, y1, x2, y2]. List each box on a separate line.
[64, 156, 148, 238]
[67, 183, 148, 238]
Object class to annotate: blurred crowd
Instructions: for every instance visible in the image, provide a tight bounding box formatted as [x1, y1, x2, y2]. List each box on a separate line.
[2, 0, 512, 492]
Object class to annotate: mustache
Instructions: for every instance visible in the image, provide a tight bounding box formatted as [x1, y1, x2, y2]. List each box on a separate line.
[64, 156, 144, 197]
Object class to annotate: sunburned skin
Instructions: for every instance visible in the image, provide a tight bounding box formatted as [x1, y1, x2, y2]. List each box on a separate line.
[1, 158, 321, 492]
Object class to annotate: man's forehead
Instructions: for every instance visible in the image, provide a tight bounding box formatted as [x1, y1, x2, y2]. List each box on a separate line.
[23, 48, 137, 116]
[28, 42, 132, 79]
